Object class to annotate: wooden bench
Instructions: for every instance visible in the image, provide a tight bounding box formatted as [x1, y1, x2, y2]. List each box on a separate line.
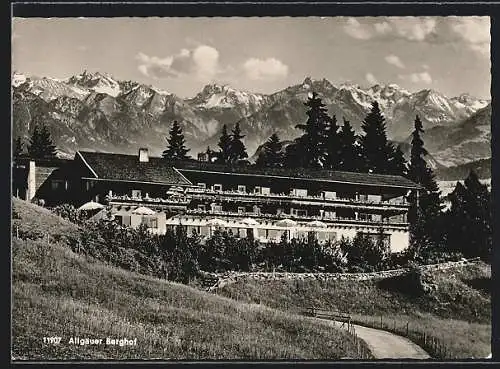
[303, 306, 352, 328]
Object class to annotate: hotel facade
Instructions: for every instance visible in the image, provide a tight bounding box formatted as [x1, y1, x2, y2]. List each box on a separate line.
[13, 148, 421, 253]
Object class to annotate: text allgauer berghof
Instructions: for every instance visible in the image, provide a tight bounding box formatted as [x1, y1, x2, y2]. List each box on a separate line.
[68, 337, 137, 346]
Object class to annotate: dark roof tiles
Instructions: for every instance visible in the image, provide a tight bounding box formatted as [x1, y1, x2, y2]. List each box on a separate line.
[77, 151, 192, 186]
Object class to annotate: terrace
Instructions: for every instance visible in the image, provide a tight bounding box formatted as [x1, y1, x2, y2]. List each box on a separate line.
[185, 187, 409, 211]
[185, 208, 409, 229]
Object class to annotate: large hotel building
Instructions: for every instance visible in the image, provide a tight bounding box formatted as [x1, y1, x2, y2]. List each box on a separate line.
[13, 148, 421, 252]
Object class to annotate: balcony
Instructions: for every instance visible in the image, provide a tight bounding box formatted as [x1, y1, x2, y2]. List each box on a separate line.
[185, 208, 409, 229]
[105, 194, 190, 209]
[185, 188, 408, 211]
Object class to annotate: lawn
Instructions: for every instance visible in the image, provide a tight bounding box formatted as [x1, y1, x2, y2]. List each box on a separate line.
[216, 262, 491, 359]
[12, 198, 368, 360]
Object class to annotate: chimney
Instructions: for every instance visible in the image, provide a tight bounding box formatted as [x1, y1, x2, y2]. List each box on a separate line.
[138, 148, 149, 162]
[27, 160, 36, 200]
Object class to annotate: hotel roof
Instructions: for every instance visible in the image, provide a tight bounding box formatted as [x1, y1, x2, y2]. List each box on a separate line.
[76, 151, 192, 186]
[76, 151, 421, 190]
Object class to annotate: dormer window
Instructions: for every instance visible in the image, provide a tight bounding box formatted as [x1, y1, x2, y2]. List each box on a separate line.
[197, 183, 206, 189]
[238, 185, 246, 193]
[213, 184, 223, 192]
[131, 189, 142, 198]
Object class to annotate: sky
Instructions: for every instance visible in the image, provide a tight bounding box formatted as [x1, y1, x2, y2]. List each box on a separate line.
[12, 16, 491, 99]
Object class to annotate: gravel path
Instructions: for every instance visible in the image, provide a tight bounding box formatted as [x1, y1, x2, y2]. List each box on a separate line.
[327, 320, 431, 359]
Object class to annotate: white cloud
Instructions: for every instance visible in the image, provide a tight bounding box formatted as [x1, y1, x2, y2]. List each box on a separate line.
[243, 57, 289, 81]
[374, 21, 392, 35]
[344, 17, 437, 42]
[386, 17, 437, 41]
[343, 17, 373, 40]
[192, 45, 219, 80]
[448, 16, 490, 57]
[385, 54, 405, 69]
[365, 72, 378, 85]
[136, 45, 220, 81]
[399, 71, 433, 84]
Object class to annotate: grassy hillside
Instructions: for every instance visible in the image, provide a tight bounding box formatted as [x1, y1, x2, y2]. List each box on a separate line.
[216, 265, 491, 358]
[12, 199, 365, 360]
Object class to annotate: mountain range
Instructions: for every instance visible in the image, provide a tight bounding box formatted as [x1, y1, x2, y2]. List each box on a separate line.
[12, 71, 491, 174]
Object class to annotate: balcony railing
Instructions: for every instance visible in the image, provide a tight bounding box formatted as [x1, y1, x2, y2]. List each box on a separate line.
[185, 188, 408, 209]
[185, 208, 408, 228]
[106, 194, 190, 206]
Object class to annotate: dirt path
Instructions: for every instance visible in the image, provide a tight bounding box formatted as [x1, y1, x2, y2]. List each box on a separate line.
[327, 320, 431, 359]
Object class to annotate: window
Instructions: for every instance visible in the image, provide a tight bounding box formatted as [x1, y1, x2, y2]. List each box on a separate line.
[324, 211, 336, 219]
[291, 208, 307, 217]
[131, 189, 142, 198]
[293, 189, 308, 197]
[197, 182, 206, 189]
[254, 186, 261, 194]
[51, 180, 65, 191]
[212, 205, 222, 212]
[197, 204, 206, 211]
[238, 185, 246, 193]
[253, 205, 261, 215]
[238, 206, 246, 214]
[359, 213, 372, 221]
[323, 191, 336, 199]
[261, 187, 270, 195]
[142, 216, 158, 228]
[213, 184, 223, 192]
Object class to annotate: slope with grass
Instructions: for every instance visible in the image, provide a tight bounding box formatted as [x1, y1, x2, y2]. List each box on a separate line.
[12, 199, 367, 360]
[217, 264, 491, 358]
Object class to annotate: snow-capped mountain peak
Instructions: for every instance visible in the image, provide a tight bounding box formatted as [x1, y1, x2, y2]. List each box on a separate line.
[66, 70, 121, 97]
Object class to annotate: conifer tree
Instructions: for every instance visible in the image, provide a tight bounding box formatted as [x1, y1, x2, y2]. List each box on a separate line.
[324, 115, 342, 170]
[446, 171, 491, 260]
[359, 101, 392, 174]
[388, 144, 408, 177]
[255, 133, 284, 168]
[338, 118, 361, 172]
[162, 120, 190, 160]
[27, 124, 57, 159]
[13, 137, 24, 158]
[283, 139, 306, 168]
[228, 122, 248, 163]
[216, 124, 232, 164]
[295, 92, 331, 169]
[407, 115, 444, 257]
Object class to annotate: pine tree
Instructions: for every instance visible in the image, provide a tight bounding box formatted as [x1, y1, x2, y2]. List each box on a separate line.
[255, 133, 284, 168]
[324, 115, 342, 170]
[228, 122, 248, 163]
[295, 92, 331, 169]
[27, 124, 57, 159]
[338, 118, 361, 172]
[388, 144, 408, 177]
[447, 170, 491, 260]
[162, 120, 190, 160]
[359, 101, 392, 174]
[216, 124, 232, 164]
[407, 115, 444, 257]
[13, 137, 24, 158]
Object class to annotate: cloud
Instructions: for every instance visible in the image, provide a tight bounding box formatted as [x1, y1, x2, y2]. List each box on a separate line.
[385, 54, 405, 69]
[374, 21, 392, 35]
[345, 17, 437, 42]
[76, 45, 89, 52]
[365, 73, 378, 85]
[243, 57, 289, 81]
[136, 45, 220, 81]
[386, 17, 437, 41]
[343, 18, 373, 40]
[398, 71, 433, 84]
[448, 16, 490, 57]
